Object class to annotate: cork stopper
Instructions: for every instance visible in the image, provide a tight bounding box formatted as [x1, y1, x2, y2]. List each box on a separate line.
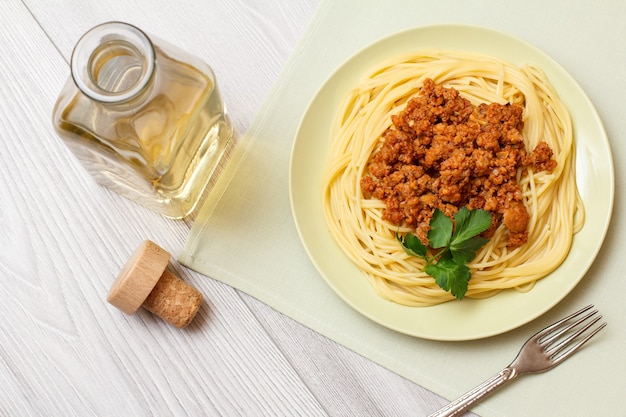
[107, 240, 203, 328]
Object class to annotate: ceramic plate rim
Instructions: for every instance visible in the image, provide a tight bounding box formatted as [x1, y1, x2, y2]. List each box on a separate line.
[288, 24, 614, 341]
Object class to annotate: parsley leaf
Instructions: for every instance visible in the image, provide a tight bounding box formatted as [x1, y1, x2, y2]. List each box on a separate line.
[450, 236, 490, 265]
[425, 254, 471, 299]
[396, 232, 428, 258]
[451, 207, 493, 244]
[398, 207, 492, 300]
[427, 209, 453, 248]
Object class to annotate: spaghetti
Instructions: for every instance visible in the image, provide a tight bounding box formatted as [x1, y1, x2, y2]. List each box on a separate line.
[322, 49, 584, 306]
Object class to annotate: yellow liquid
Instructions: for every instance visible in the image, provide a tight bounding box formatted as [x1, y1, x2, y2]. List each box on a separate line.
[53, 44, 233, 218]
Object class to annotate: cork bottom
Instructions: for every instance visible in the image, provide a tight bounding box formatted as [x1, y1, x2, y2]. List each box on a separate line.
[142, 270, 203, 328]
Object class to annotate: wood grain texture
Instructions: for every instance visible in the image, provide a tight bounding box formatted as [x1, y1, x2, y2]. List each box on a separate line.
[0, 0, 461, 416]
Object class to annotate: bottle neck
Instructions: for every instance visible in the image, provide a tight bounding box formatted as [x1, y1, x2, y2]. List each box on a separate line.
[71, 21, 155, 104]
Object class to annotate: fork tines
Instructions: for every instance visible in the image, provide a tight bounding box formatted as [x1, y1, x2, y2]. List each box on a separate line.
[537, 304, 607, 362]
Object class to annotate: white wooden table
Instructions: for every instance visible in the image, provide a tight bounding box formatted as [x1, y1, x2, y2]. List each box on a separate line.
[1, 1, 465, 415]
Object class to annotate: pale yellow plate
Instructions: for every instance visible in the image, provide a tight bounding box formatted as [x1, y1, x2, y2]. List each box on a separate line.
[288, 24, 614, 341]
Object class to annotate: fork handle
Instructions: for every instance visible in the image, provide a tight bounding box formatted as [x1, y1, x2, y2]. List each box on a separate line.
[427, 367, 518, 417]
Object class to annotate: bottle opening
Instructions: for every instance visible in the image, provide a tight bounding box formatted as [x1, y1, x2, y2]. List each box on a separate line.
[71, 22, 155, 103]
[90, 41, 145, 94]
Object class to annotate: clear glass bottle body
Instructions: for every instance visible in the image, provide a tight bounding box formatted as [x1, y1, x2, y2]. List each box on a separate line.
[52, 22, 233, 219]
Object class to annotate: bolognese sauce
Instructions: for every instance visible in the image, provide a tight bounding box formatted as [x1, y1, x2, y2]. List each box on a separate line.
[360, 78, 556, 249]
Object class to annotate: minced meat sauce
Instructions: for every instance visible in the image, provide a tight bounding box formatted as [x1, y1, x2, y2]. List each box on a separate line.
[360, 78, 556, 249]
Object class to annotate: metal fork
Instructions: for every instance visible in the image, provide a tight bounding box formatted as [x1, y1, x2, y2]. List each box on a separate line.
[428, 304, 606, 417]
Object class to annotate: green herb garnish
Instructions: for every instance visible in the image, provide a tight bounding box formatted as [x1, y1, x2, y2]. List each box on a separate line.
[397, 207, 492, 300]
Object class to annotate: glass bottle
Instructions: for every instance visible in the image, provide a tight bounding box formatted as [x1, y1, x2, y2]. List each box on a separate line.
[52, 21, 234, 219]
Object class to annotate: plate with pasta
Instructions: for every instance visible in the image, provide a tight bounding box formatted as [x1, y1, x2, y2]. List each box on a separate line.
[289, 24, 613, 340]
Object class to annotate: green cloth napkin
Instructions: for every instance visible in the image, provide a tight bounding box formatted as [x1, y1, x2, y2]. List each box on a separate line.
[180, 1, 623, 415]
